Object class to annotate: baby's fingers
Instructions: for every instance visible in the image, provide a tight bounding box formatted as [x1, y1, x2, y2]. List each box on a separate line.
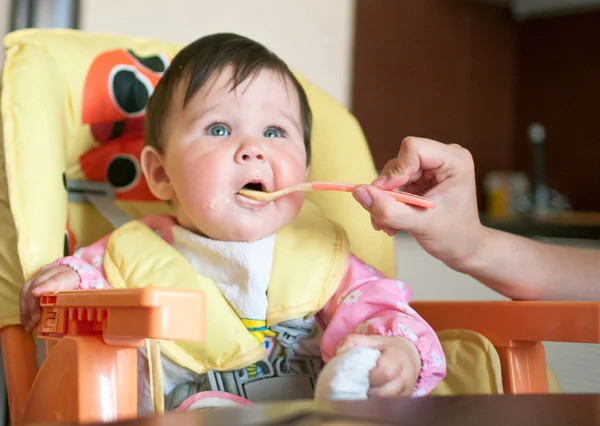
[27, 290, 43, 324]
[336, 333, 383, 355]
[19, 281, 38, 331]
[20, 295, 41, 333]
[30, 269, 78, 296]
[369, 374, 412, 397]
[369, 350, 403, 388]
[24, 270, 77, 331]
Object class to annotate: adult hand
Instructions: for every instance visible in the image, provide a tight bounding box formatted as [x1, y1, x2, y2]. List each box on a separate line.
[353, 137, 485, 271]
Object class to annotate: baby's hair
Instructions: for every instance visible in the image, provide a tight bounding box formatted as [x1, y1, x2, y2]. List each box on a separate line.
[145, 33, 312, 164]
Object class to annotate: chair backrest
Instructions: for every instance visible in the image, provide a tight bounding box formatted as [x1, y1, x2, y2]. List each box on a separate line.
[0, 28, 395, 330]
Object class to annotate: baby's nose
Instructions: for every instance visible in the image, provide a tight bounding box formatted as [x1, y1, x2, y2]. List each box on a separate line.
[235, 144, 265, 163]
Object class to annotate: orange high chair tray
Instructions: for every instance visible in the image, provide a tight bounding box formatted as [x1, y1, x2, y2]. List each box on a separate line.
[1, 288, 205, 425]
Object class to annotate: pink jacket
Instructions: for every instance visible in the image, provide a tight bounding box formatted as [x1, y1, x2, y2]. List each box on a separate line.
[50, 215, 446, 396]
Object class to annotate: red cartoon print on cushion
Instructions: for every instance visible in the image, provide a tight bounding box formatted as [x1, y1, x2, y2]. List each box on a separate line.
[79, 49, 170, 201]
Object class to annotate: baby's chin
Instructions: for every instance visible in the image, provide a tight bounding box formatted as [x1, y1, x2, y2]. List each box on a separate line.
[177, 201, 301, 242]
[198, 216, 295, 242]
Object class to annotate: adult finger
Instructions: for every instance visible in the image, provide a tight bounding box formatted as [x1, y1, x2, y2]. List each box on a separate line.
[373, 137, 450, 190]
[354, 185, 425, 233]
[383, 228, 397, 237]
[371, 216, 383, 231]
[369, 215, 397, 236]
[366, 186, 426, 233]
[372, 158, 420, 190]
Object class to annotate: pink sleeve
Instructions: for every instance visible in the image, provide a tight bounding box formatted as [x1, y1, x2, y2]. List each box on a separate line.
[318, 254, 446, 396]
[46, 234, 112, 290]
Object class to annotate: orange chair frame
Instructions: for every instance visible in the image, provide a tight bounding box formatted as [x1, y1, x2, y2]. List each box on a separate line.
[412, 301, 600, 394]
[2, 292, 600, 425]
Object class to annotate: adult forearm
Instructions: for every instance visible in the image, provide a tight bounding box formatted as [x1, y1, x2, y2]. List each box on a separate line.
[459, 227, 600, 301]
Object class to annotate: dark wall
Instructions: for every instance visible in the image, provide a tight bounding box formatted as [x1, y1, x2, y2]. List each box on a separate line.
[352, 1, 600, 211]
[516, 11, 600, 211]
[352, 0, 517, 205]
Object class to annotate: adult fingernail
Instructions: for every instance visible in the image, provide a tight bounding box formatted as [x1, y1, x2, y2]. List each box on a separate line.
[353, 187, 373, 208]
[372, 176, 389, 187]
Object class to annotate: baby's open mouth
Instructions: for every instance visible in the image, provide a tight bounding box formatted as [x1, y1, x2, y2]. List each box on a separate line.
[236, 181, 272, 209]
[241, 182, 265, 192]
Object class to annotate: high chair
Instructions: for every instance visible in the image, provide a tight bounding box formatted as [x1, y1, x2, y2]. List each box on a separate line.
[1, 28, 599, 425]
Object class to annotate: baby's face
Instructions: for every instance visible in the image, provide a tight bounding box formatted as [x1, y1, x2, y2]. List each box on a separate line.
[143, 67, 308, 241]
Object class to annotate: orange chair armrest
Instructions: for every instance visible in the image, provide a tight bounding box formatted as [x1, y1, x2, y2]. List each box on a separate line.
[37, 288, 205, 346]
[411, 301, 600, 344]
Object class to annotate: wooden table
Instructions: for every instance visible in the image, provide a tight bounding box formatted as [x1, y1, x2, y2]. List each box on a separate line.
[91, 395, 600, 426]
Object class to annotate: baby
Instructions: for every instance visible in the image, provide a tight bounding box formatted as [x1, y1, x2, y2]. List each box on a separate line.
[20, 33, 445, 413]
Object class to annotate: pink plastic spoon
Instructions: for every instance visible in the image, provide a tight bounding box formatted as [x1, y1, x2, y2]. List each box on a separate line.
[238, 181, 435, 209]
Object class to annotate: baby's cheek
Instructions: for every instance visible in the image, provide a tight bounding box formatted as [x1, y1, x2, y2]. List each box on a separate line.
[274, 150, 307, 185]
[176, 162, 221, 201]
[272, 194, 304, 234]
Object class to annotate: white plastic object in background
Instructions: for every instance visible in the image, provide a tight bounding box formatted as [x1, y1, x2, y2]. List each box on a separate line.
[527, 122, 546, 145]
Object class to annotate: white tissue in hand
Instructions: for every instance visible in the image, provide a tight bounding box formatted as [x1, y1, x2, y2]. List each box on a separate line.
[315, 346, 381, 400]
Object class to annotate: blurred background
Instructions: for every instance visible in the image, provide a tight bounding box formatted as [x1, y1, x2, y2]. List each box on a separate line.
[1, 0, 600, 407]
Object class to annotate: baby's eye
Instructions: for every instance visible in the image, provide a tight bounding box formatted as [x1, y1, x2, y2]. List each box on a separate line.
[263, 127, 283, 138]
[207, 124, 230, 137]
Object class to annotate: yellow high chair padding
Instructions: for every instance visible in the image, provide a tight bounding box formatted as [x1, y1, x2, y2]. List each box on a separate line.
[432, 330, 503, 395]
[0, 128, 22, 329]
[431, 331, 562, 395]
[548, 366, 562, 393]
[0, 27, 588, 425]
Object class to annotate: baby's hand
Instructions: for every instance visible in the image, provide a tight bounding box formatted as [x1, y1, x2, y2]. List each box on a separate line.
[20, 265, 79, 332]
[337, 334, 421, 397]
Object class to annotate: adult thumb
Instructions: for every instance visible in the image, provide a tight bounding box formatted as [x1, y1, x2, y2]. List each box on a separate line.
[353, 186, 374, 209]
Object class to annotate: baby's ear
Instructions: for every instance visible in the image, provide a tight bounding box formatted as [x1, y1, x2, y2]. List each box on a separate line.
[141, 146, 174, 201]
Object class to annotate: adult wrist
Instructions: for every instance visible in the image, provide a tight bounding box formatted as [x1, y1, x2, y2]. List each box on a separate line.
[448, 224, 494, 276]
